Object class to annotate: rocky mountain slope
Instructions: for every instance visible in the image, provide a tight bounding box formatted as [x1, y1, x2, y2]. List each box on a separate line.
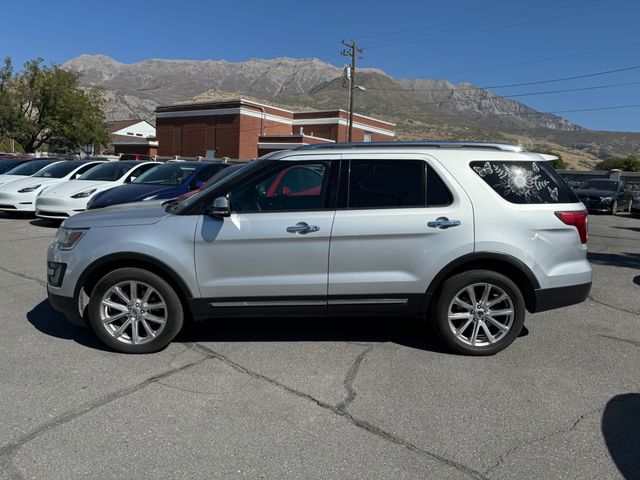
[65, 54, 640, 169]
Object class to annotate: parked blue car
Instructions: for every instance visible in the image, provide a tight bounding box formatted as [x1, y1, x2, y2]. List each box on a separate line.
[86, 161, 229, 210]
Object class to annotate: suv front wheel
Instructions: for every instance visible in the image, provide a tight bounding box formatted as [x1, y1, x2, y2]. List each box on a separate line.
[87, 268, 184, 353]
[433, 270, 525, 356]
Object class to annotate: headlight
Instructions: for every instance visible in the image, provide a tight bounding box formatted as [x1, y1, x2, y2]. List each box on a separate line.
[53, 228, 88, 251]
[71, 189, 97, 199]
[142, 194, 158, 201]
[18, 184, 41, 193]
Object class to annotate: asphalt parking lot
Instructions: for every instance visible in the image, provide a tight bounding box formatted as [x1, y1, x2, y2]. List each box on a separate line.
[0, 213, 638, 480]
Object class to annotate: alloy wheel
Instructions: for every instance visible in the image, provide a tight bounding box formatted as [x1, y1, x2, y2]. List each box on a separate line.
[447, 282, 515, 347]
[99, 280, 168, 345]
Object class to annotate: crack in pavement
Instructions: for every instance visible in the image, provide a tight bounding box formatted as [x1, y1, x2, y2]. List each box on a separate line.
[587, 295, 639, 316]
[0, 265, 47, 288]
[187, 342, 488, 480]
[336, 344, 375, 412]
[599, 334, 640, 347]
[484, 408, 603, 476]
[0, 357, 209, 477]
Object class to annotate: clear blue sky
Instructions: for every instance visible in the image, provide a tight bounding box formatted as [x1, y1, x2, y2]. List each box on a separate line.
[3, 0, 640, 131]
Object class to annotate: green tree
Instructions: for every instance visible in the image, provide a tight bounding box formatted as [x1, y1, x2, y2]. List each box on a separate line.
[0, 57, 109, 153]
[594, 155, 640, 172]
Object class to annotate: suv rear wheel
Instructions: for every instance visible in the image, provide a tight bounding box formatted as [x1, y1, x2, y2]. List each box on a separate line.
[87, 268, 184, 353]
[433, 270, 525, 355]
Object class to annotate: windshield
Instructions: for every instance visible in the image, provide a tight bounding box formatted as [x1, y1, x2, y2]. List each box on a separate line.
[133, 163, 197, 185]
[579, 180, 618, 191]
[33, 162, 83, 178]
[172, 161, 257, 213]
[78, 162, 136, 181]
[0, 160, 22, 174]
[5, 160, 58, 176]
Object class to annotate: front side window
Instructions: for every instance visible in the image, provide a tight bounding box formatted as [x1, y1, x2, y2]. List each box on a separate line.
[230, 162, 330, 212]
[348, 160, 425, 208]
[471, 160, 577, 204]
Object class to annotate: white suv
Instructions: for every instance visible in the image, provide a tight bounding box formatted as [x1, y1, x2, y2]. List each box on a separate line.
[47, 142, 591, 355]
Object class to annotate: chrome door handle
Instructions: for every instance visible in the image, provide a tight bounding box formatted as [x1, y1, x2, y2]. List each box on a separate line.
[286, 222, 320, 234]
[427, 217, 461, 229]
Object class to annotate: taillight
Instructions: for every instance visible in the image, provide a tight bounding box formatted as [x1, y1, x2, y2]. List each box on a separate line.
[555, 210, 588, 244]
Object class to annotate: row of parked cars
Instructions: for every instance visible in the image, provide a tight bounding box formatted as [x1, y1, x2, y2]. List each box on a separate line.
[0, 155, 241, 219]
[572, 178, 639, 215]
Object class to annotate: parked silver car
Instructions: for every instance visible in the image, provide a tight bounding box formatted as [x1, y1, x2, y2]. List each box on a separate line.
[47, 142, 592, 355]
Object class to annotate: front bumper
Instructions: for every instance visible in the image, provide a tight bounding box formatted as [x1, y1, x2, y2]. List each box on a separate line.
[0, 191, 36, 212]
[47, 288, 86, 326]
[35, 196, 87, 219]
[531, 282, 591, 313]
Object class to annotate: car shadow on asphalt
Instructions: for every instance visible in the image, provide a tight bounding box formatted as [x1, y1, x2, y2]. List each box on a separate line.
[178, 316, 529, 353]
[602, 393, 640, 479]
[613, 226, 640, 233]
[178, 316, 449, 352]
[31, 299, 529, 354]
[27, 300, 111, 351]
[29, 218, 61, 229]
[587, 252, 640, 269]
[634, 275, 640, 286]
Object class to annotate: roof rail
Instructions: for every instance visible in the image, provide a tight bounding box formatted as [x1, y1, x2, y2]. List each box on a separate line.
[296, 141, 524, 152]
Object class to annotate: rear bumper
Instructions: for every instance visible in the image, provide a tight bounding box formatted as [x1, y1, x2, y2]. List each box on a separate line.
[47, 289, 86, 326]
[531, 282, 591, 313]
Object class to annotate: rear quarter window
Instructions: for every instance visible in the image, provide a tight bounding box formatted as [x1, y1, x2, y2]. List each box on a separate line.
[470, 160, 578, 204]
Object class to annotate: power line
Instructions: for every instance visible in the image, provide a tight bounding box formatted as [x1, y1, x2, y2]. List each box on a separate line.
[425, 41, 640, 79]
[389, 80, 640, 108]
[365, 64, 640, 92]
[381, 103, 640, 118]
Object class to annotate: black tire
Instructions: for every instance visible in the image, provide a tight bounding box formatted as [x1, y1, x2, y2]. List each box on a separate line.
[87, 268, 184, 353]
[433, 270, 526, 356]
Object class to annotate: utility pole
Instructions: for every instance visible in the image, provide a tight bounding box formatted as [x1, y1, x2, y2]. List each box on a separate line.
[341, 40, 363, 142]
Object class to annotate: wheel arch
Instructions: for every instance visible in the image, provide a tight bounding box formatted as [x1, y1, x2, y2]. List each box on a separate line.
[75, 253, 195, 315]
[423, 252, 540, 313]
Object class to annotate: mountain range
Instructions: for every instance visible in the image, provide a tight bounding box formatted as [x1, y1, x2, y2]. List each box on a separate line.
[64, 54, 640, 169]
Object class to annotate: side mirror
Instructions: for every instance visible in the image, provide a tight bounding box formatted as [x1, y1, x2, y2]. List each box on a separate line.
[206, 196, 230, 217]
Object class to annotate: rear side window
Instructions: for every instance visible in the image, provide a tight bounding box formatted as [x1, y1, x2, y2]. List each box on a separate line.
[348, 160, 425, 208]
[470, 161, 578, 204]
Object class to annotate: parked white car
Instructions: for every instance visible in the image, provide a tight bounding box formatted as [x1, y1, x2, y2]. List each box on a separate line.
[0, 160, 106, 214]
[0, 159, 63, 188]
[35, 161, 156, 219]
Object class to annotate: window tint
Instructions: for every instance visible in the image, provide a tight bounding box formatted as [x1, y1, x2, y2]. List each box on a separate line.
[426, 165, 453, 206]
[471, 161, 578, 204]
[348, 160, 425, 208]
[230, 162, 329, 212]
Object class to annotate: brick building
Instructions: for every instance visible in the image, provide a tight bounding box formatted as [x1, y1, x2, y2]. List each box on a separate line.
[155, 99, 396, 159]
